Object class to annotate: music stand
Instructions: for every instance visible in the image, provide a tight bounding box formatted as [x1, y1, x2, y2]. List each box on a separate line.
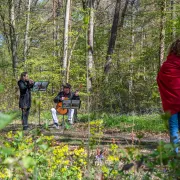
[62, 100, 81, 131]
[32, 81, 49, 125]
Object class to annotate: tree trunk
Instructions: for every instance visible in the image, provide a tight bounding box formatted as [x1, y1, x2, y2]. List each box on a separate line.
[159, 0, 166, 67]
[119, 0, 129, 29]
[171, 0, 176, 40]
[104, 0, 129, 74]
[0, 13, 11, 53]
[87, 0, 95, 92]
[128, 1, 135, 112]
[56, 0, 62, 58]
[53, 0, 62, 58]
[17, 0, 22, 19]
[66, 34, 80, 83]
[104, 0, 121, 74]
[129, 2, 134, 96]
[66, 0, 72, 83]
[34, 0, 39, 6]
[53, 0, 57, 57]
[9, 0, 18, 76]
[23, 0, 31, 62]
[62, 0, 71, 83]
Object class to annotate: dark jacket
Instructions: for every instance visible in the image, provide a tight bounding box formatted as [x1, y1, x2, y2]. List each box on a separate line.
[18, 80, 34, 108]
[54, 91, 80, 103]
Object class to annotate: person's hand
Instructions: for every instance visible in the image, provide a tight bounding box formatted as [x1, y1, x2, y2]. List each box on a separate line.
[29, 79, 34, 84]
[61, 97, 65, 100]
[75, 90, 79, 96]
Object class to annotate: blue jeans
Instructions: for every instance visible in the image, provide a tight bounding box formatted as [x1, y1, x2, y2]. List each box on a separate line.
[169, 113, 180, 153]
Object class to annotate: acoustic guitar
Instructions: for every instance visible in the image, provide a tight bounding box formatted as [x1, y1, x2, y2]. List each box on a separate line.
[56, 90, 79, 115]
[56, 97, 68, 115]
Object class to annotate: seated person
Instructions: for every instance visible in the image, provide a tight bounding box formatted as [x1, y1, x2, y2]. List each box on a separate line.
[51, 83, 80, 128]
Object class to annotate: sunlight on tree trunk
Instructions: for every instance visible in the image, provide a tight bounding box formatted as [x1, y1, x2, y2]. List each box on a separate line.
[9, 0, 18, 76]
[62, 0, 71, 83]
[66, 0, 72, 83]
[87, 0, 95, 92]
[53, 0, 56, 58]
[129, 1, 135, 111]
[23, 0, 31, 63]
[159, 0, 166, 67]
[56, 0, 62, 58]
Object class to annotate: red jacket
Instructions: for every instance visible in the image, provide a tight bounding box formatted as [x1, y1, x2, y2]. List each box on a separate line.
[157, 53, 180, 115]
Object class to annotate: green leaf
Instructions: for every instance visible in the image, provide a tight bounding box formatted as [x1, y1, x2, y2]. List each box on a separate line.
[0, 84, 4, 93]
[164, 144, 173, 149]
[36, 137, 43, 143]
[161, 112, 171, 121]
[83, 15, 89, 24]
[1, 147, 14, 155]
[0, 113, 14, 130]
[22, 156, 36, 168]
[65, 122, 71, 129]
[4, 157, 15, 164]
[39, 144, 48, 150]
[161, 112, 170, 130]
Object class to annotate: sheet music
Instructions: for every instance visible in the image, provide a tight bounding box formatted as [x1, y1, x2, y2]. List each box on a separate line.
[33, 81, 49, 91]
[62, 100, 81, 109]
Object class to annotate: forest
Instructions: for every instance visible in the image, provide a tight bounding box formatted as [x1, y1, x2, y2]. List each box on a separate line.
[0, 0, 180, 179]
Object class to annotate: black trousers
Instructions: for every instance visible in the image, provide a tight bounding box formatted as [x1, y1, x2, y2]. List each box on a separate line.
[21, 108, 30, 129]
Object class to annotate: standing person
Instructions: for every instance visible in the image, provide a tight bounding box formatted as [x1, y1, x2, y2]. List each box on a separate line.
[18, 72, 34, 130]
[51, 83, 80, 129]
[157, 39, 180, 153]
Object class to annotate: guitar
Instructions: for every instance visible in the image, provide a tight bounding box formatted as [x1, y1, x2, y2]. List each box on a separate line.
[56, 97, 68, 115]
[56, 90, 79, 115]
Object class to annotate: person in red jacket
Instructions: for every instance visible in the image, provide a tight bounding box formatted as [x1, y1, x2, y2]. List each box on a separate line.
[157, 39, 180, 153]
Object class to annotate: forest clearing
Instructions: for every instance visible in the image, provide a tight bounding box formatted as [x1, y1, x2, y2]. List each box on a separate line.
[0, 0, 180, 179]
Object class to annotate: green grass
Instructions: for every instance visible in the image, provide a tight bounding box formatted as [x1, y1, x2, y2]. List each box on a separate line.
[8, 110, 167, 133]
[78, 113, 167, 133]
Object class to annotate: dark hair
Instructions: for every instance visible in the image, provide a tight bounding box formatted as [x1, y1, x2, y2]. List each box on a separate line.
[20, 72, 28, 80]
[63, 83, 71, 89]
[169, 39, 180, 56]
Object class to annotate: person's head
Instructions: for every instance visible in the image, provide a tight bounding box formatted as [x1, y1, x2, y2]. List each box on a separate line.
[169, 39, 180, 56]
[20, 72, 29, 81]
[63, 83, 71, 94]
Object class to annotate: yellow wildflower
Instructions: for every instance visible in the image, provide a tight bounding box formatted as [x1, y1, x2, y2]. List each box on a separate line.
[101, 165, 109, 177]
[6, 131, 13, 138]
[61, 167, 66, 173]
[77, 172, 82, 180]
[107, 155, 119, 162]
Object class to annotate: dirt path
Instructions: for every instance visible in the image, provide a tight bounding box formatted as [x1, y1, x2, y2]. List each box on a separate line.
[0, 123, 169, 147]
